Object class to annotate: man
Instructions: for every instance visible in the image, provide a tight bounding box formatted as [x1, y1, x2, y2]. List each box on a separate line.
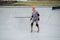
[30, 6, 40, 32]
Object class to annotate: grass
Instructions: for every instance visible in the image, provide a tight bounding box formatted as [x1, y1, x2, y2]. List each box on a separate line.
[0, 1, 60, 6]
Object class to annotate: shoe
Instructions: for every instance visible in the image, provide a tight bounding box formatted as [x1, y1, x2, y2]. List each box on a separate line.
[37, 30, 40, 32]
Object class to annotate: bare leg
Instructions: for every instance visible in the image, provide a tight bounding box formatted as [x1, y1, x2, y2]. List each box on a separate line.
[36, 21, 40, 32]
[31, 26, 33, 32]
[37, 26, 39, 32]
[31, 22, 33, 32]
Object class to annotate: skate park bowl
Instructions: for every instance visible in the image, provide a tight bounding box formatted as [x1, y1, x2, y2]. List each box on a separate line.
[0, 6, 60, 40]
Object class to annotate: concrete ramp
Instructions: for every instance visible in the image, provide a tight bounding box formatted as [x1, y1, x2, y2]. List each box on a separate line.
[0, 6, 60, 40]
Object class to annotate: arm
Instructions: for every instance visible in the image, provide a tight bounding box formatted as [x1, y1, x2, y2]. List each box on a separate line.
[30, 15, 33, 20]
[37, 12, 40, 21]
[38, 15, 40, 21]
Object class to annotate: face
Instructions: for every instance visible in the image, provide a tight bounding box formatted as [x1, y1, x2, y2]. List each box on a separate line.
[32, 7, 35, 12]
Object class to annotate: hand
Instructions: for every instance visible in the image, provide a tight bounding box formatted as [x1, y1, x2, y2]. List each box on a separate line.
[30, 18, 32, 21]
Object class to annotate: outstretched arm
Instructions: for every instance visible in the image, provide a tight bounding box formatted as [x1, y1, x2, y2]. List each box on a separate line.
[30, 15, 33, 21]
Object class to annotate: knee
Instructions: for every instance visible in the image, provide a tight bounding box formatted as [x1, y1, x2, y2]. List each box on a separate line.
[36, 23, 39, 27]
[31, 22, 33, 26]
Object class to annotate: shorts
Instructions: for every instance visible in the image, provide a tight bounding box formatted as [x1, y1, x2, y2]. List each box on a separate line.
[31, 20, 39, 23]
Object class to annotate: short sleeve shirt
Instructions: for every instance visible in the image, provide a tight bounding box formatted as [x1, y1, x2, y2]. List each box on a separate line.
[32, 11, 39, 20]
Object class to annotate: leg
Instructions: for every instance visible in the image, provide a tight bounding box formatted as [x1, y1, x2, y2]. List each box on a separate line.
[31, 22, 33, 32]
[36, 21, 40, 32]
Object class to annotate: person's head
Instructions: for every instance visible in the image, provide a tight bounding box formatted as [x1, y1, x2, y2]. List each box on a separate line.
[32, 6, 35, 12]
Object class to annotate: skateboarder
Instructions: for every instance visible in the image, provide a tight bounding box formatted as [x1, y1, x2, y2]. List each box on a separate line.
[30, 6, 40, 32]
